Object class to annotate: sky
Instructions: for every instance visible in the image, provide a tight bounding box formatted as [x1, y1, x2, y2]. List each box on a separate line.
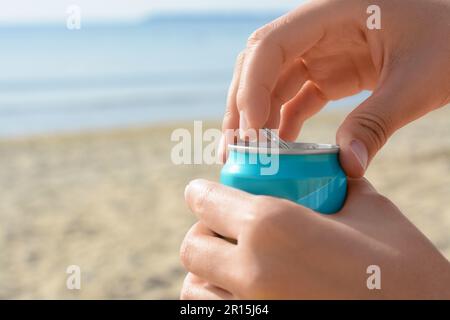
[0, 0, 303, 24]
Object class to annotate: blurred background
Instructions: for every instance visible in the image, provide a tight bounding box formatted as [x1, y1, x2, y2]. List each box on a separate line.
[0, 0, 449, 299]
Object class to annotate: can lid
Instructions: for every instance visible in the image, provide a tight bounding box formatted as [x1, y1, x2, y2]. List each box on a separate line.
[228, 142, 340, 155]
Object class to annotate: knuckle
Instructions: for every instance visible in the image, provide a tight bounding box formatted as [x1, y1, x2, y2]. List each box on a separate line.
[246, 17, 289, 63]
[179, 241, 191, 270]
[271, 14, 293, 34]
[348, 110, 392, 149]
[249, 196, 273, 217]
[247, 25, 271, 47]
[192, 182, 215, 212]
[246, 196, 285, 233]
[222, 108, 235, 126]
[236, 50, 246, 65]
[179, 230, 195, 270]
[246, 14, 291, 48]
[236, 86, 253, 110]
[271, 89, 286, 108]
[237, 266, 268, 299]
[230, 51, 246, 81]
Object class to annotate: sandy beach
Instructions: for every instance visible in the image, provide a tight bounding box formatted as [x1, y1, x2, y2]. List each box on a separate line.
[0, 106, 449, 299]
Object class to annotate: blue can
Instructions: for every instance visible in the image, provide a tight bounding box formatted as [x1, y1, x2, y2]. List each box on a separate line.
[220, 143, 347, 214]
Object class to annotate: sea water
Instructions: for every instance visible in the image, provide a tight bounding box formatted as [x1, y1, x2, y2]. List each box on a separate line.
[0, 13, 370, 137]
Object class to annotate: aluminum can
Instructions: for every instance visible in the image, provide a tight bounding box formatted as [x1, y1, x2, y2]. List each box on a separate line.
[220, 142, 347, 214]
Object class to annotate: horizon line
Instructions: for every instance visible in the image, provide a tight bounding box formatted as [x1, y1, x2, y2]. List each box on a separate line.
[0, 9, 288, 28]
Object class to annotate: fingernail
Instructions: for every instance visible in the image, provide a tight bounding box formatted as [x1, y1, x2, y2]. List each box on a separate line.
[217, 134, 226, 164]
[239, 110, 248, 140]
[350, 140, 368, 170]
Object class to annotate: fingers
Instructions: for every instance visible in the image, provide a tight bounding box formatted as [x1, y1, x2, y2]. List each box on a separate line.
[224, 51, 246, 131]
[264, 59, 309, 129]
[279, 81, 328, 141]
[184, 179, 253, 239]
[336, 57, 436, 178]
[219, 51, 246, 163]
[336, 90, 397, 178]
[236, 0, 351, 133]
[180, 273, 233, 300]
[180, 222, 238, 292]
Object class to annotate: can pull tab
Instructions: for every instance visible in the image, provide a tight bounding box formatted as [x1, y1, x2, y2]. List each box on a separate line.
[262, 128, 291, 149]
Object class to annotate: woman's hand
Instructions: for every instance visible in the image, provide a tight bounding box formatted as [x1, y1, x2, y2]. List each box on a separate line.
[219, 0, 450, 177]
[180, 179, 450, 299]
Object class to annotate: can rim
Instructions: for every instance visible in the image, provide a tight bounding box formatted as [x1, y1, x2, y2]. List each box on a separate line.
[228, 142, 340, 155]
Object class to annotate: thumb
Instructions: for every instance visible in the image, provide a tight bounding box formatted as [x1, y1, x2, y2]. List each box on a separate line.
[336, 91, 395, 178]
[337, 73, 432, 178]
